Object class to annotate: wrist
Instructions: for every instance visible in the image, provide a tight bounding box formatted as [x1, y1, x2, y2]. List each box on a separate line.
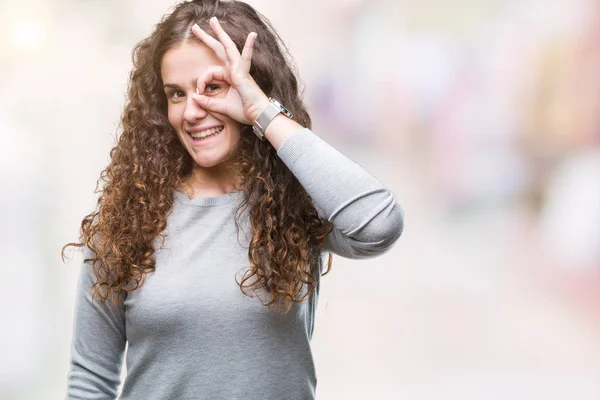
[264, 113, 303, 151]
[248, 96, 270, 123]
[252, 97, 294, 141]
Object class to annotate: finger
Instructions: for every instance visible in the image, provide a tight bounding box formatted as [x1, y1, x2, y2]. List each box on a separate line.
[209, 17, 241, 61]
[195, 66, 225, 94]
[191, 93, 228, 115]
[191, 23, 227, 62]
[241, 32, 257, 65]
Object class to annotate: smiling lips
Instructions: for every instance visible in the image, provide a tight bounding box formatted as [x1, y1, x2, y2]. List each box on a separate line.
[189, 125, 224, 140]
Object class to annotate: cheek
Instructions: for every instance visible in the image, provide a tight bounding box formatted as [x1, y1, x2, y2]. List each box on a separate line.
[167, 104, 181, 130]
[225, 117, 241, 137]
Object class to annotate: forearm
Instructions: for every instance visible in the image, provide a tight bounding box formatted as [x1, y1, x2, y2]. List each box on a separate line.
[264, 113, 304, 151]
[275, 127, 404, 252]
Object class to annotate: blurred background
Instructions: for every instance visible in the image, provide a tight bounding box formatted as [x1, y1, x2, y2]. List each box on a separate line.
[1, 0, 599, 398]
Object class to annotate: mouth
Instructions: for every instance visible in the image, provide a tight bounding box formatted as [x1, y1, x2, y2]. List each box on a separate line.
[188, 125, 224, 144]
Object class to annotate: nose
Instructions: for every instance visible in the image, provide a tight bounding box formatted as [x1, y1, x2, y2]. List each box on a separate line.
[183, 94, 208, 124]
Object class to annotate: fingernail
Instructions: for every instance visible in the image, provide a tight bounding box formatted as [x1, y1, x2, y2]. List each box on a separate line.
[196, 87, 200, 95]
[192, 23, 200, 31]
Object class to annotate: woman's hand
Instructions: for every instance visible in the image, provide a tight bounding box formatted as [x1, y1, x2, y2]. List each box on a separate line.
[190, 17, 270, 125]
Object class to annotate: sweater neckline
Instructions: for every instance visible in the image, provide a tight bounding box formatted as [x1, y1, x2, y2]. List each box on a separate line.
[173, 188, 245, 207]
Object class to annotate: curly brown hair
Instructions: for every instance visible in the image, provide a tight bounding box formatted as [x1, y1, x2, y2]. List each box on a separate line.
[62, 0, 334, 313]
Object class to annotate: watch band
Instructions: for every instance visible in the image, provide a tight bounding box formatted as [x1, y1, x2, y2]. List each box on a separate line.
[252, 98, 293, 140]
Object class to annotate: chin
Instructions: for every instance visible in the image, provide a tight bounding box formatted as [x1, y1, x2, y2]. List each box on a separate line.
[192, 158, 222, 168]
[190, 149, 235, 168]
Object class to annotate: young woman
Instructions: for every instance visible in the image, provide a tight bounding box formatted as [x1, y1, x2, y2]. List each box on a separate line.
[64, 1, 403, 399]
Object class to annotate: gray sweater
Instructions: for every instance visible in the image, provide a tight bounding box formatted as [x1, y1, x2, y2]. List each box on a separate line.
[66, 128, 404, 399]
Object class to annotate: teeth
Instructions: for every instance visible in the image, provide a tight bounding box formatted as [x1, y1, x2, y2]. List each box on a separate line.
[190, 126, 224, 139]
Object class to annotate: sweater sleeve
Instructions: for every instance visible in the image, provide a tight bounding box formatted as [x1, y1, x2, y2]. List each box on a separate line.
[65, 247, 127, 399]
[276, 128, 404, 259]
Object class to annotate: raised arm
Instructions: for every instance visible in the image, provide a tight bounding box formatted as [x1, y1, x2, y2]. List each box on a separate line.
[275, 127, 404, 259]
[187, 17, 404, 258]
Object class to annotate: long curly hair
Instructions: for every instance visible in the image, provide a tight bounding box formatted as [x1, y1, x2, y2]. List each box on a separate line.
[62, 0, 334, 313]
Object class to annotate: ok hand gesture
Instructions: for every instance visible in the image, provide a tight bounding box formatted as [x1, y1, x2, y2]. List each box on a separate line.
[191, 17, 270, 125]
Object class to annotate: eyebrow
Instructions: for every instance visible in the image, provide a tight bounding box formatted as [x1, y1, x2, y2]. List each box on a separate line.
[163, 80, 195, 90]
[163, 77, 226, 90]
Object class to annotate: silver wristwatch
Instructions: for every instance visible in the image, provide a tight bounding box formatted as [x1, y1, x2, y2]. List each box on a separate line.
[252, 98, 294, 140]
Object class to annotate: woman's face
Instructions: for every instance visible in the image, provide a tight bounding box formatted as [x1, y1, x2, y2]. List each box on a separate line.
[161, 40, 241, 169]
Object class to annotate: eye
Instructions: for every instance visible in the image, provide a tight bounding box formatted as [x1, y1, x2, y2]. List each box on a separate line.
[204, 83, 221, 94]
[168, 90, 185, 101]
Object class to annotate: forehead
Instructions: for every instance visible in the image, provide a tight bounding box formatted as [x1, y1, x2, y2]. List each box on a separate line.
[160, 40, 222, 85]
